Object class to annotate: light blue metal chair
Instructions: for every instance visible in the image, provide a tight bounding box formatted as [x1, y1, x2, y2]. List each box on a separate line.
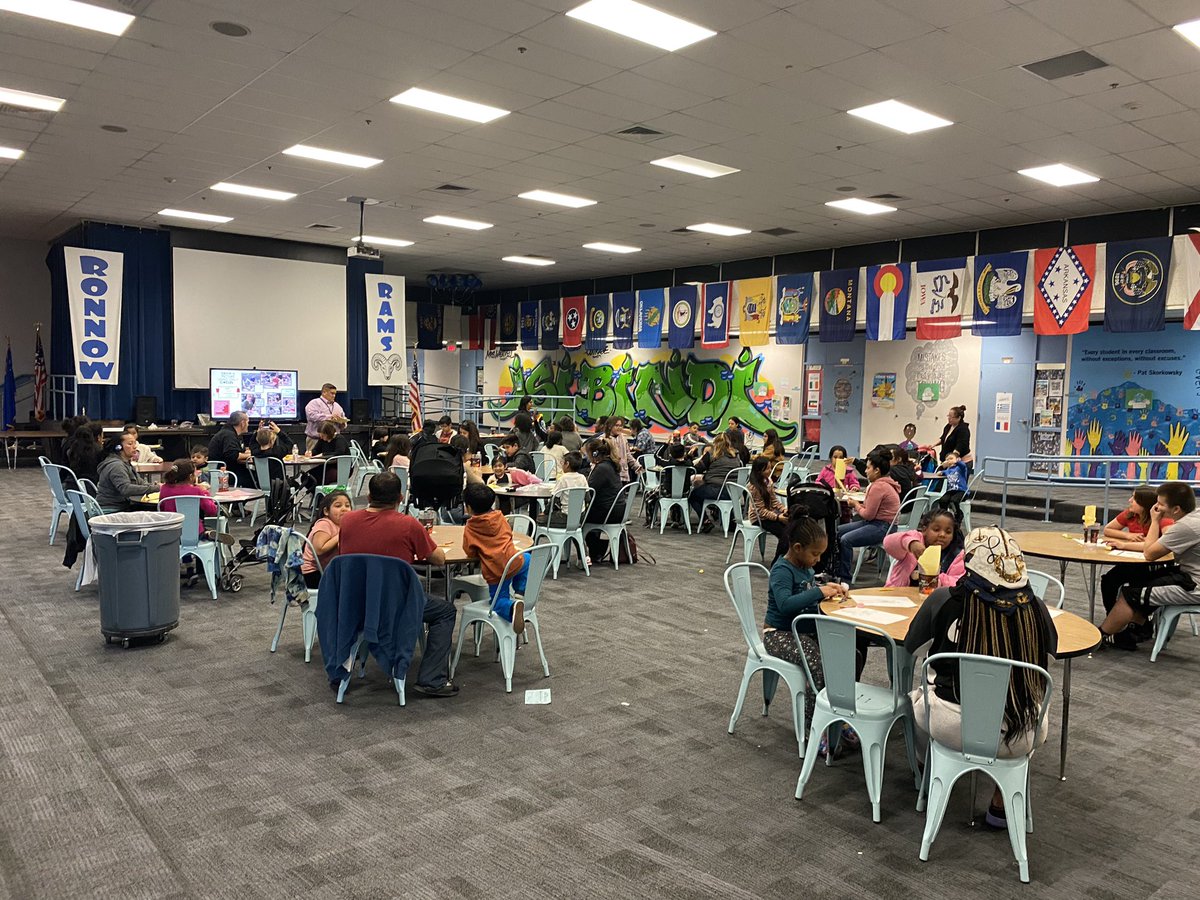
[583, 482, 639, 570]
[388, 465, 410, 510]
[1025, 569, 1065, 609]
[269, 529, 321, 663]
[916, 653, 1053, 883]
[657, 465, 694, 534]
[792, 613, 920, 823]
[39, 458, 75, 544]
[349, 441, 382, 498]
[249, 455, 287, 529]
[851, 496, 922, 585]
[638, 453, 660, 516]
[1150, 604, 1200, 662]
[158, 495, 219, 599]
[724, 563, 808, 757]
[66, 488, 103, 591]
[725, 483, 768, 564]
[531, 450, 556, 482]
[311, 455, 354, 516]
[700, 466, 751, 538]
[541, 486, 593, 577]
[482, 443, 499, 466]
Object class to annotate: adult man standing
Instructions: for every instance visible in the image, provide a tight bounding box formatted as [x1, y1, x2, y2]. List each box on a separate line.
[207, 411, 253, 487]
[338, 472, 460, 697]
[305, 383, 347, 454]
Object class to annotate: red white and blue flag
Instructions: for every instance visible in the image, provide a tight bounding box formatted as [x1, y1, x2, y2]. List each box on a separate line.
[409, 353, 422, 432]
[32, 326, 47, 422]
[912, 258, 966, 339]
[1169, 234, 1200, 331]
[1033, 244, 1096, 336]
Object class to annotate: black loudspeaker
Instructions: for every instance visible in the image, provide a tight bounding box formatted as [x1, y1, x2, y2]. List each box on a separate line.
[350, 399, 371, 425]
[134, 395, 157, 426]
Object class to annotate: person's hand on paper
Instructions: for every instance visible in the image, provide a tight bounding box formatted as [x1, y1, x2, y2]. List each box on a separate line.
[820, 582, 849, 601]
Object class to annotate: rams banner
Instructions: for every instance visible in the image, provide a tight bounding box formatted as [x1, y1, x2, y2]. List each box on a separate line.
[365, 274, 407, 386]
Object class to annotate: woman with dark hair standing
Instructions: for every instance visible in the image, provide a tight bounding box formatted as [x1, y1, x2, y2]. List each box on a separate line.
[517, 396, 548, 442]
[935, 405, 971, 464]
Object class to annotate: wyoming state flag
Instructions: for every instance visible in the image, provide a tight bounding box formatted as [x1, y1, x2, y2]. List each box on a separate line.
[862, 264, 908, 341]
[668, 285, 697, 349]
[585, 294, 609, 352]
[734, 277, 772, 346]
[562, 296, 584, 349]
[1170, 234, 1200, 330]
[1033, 244, 1097, 336]
[972, 252, 1028, 337]
[775, 273, 813, 345]
[520, 300, 539, 350]
[1104, 238, 1170, 333]
[818, 269, 857, 342]
[637, 288, 665, 348]
[540, 298, 560, 350]
[912, 258, 967, 339]
[499, 300, 519, 345]
[701, 281, 730, 348]
[612, 291, 636, 350]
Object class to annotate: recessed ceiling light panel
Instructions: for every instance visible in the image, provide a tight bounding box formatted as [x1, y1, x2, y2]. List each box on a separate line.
[502, 255, 556, 266]
[282, 144, 382, 168]
[825, 198, 897, 215]
[847, 99, 952, 134]
[686, 222, 750, 236]
[1017, 163, 1099, 187]
[0, 145, 24, 160]
[650, 154, 739, 178]
[1174, 19, 1200, 49]
[566, 0, 716, 52]
[352, 235, 414, 247]
[390, 87, 509, 123]
[518, 189, 596, 208]
[158, 208, 233, 223]
[0, 85, 65, 112]
[0, 0, 134, 36]
[424, 215, 493, 230]
[212, 182, 296, 201]
[583, 241, 641, 253]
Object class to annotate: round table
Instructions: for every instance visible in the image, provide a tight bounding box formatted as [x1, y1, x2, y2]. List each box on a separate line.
[490, 483, 557, 499]
[820, 585, 1100, 780]
[427, 524, 534, 600]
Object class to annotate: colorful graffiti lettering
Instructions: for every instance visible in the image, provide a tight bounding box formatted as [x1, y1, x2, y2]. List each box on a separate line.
[487, 348, 797, 441]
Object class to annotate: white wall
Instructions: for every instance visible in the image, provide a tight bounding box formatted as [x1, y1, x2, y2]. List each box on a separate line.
[0, 237, 51, 420]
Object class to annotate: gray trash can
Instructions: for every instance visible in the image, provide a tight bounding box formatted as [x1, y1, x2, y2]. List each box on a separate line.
[90, 512, 184, 647]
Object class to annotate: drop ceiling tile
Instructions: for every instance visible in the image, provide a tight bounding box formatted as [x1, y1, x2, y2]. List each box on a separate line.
[878, 30, 1009, 82]
[1022, 0, 1161, 46]
[1093, 29, 1200, 81]
[726, 11, 867, 66]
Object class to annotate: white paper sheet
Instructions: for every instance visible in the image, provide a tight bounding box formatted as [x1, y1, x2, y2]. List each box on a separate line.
[829, 607, 908, 626]
[848, 594, 917, 608]
[1047, 608, 1065, 619]
[1108, 550, 1147, 560]
[525, 689, 552, 705]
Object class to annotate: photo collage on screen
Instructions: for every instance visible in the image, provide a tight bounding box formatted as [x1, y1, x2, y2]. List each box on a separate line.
[211, 369, 297, 420]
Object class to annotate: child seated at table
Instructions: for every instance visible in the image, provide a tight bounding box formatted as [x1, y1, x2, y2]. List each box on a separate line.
[549, 451, 588, 527]
[836, 449, 901, 580]
[1099, 486, 1174, 622]
[462, 482, 530, 634]
[158, 459, 220, 539]
[883, 507, 966, 588]
[936, 450, 969, 493]
[816, 445, 860, 491]
[384, 434, 412, 469]
[437, 416, 456, 444]
[123, 424, 162, 464]
[369, 426, 389, 459]
[301, 489, 351, 589]
[543, 430, 567, 477]
[190, 444, 210, 471]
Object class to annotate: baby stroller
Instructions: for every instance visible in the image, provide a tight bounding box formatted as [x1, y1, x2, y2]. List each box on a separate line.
[785, 478, 841, 578]
[409, 442, 465, 520]
[220, 477, 294, 592]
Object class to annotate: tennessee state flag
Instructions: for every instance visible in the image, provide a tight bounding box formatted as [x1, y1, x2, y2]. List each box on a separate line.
[1170, 234, 1200, 330]
[734, 277, 772, 346]
[561, 296, 584, 349]
[912, 258, 966, 339]
[1033, 244, 1097, 336]
[862, 264, 908, 341]
[701, 281, 730, 348]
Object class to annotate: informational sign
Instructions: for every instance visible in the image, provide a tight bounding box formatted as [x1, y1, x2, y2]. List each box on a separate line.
[64, 247, 123, 385]
[804, 365, 822, 416]
[364, 274, 407, 386]
[994, 391, 1013, 433]
[871, 373, 896, 409]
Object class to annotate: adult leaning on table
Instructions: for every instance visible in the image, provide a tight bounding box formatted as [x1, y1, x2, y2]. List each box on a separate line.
[304, 383, 348, 454]
[95, 431, 152, 512]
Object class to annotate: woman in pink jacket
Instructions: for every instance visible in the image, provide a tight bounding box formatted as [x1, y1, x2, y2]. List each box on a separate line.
[882, 507, 965, 588]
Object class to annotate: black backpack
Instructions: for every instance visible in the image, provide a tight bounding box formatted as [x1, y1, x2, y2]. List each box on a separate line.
[409, 442, 464, 509]
[784, 479, 841, 577]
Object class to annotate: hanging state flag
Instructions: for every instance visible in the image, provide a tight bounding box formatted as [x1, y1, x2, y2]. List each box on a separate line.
[862, 264, 908, 341]
[912, 258, 967, 339]
[499, 300, 519, 344]
[668, 285, 697, 349]
[612, 291, 636, 350]
[775, 273, 813, 345]
[1170, 234, 1200, 330]
[818, 269, 857, 342]
[1033, 244, 1097, 336]
[734, 278, 772, 346]
[520, 300, 539, 350]
[480, 304, 498, 350]
[467, 313, 483, 350]
[562, 296, 585, 349]
[972, 252, 1028, 337]
[701, 281, 731, 348]
[32, 326, 47, 421]
[2, 341, 14, 431]
[416, 301, 444, 349]
[637, 288, 665, 348]
[1104, 238, 1170, 333]
[539, 299, 560, 350]
[585, 293, 609, 352]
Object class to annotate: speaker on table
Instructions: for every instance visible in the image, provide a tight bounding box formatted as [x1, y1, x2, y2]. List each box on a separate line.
[350, 399, 371, 425]
[134, 395, 157, 426]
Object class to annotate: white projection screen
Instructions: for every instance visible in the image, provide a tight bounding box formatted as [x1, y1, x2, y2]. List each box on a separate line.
[172, 248, 346, 390]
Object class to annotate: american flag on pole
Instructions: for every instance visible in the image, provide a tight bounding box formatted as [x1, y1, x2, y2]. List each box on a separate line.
[409, 352, 422, 432]
[32, 326, 47, 422]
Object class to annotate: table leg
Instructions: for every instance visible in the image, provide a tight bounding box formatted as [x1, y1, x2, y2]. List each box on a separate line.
[1083, 562, 1098, 623]
[1059, 658, 1072, 781]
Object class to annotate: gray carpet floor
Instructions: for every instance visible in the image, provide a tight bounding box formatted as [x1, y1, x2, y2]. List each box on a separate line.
[1, 468, 1198, 899]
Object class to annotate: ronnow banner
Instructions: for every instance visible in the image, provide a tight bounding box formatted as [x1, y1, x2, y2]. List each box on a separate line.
[64, 247, 123, 385]
[365, 274, 407, 386]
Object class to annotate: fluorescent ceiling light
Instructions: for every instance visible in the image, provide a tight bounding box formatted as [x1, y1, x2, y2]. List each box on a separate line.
[650, 154, 739, 178]
[825, 198, 896, 215]
[282, 144, 382, 168]
[1018, 163, 1099, 187]
[0, 0, 134, 36]
[424, 214, 493, 230]
[518, 189, 596, 208]
[211, 182, 296, 201]
[583, 241, 641, 254]
[390, 87, 509, 124]
[0, 86, 65, 112]
[502, 255, 556, 266]
[847, 99, 952, 134]
[0, 145, 24, 160]
[158, 208, 233, 223]
[352, 235, 414, 248]
[1175, 18, 1200, 49]
[686, 222, 751, 236]
[566, 0, 715, 51]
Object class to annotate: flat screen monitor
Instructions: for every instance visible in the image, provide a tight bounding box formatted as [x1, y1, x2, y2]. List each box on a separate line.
[210, 368, 299, 421]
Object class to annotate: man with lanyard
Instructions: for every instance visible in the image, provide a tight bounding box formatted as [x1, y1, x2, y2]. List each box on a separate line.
[304, 383, 348, 454]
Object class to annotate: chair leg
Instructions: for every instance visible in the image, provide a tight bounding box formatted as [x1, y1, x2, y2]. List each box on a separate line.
[993, 766, 1032, 882]
[918, 762, 960, 862]
[789, 679, 806, 758]
[449, 617, 470, 679]
[728, 660, 756, 735]
[609, 532, 620, 570]
[861, 729, 888, 823]
[796, 709, 834, 800]
[270, 600, 289, 652]
[529, 615, 550, 676]
[726, 530, 739, 564]
[499, 631, 516, 692]
[473, 620, 484, 657]
[1151, 608, 1182, 662]
[199, 553, 218, 600]
[302, 608, 317, 663]
[761, 668, 779, 716]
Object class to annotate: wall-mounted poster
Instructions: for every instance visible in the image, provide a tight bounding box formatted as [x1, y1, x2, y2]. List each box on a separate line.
[1030, 362, 1065, 472]
[1029, 430, 1061, 474]
[833, 377, 853, 414]
[804, 364, 822, 416]
[917, 382, 940, 403]
[994, 391, 1013, 433]
[871, 373, 896, 409]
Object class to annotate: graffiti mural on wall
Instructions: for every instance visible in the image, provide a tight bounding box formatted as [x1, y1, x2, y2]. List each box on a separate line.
[487, 347, 798, 441]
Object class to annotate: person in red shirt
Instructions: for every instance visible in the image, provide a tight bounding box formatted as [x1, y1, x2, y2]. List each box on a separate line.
[337, 471, 459, 697]
[1100, 486, 1174, 621]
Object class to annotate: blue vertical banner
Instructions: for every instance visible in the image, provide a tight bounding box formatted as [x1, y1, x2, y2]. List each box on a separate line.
[818, 268, 857, 342]
[862, 263, 908, 341]
[701, 281, 730, 348]
[1104, 238, 1171, 333]
[585, 293, 609, 352]
[775, 273, 813, 345]
[972, 252, 1029, 337]
[667, 285, 697, 349]
[520, 300, 539, 350]
[637, 288, 665, 348]
[611, 291, 636, 350]
[416, 301, 444, 349]
[540, 298, 560, 350]
[499, 300, 519, 344]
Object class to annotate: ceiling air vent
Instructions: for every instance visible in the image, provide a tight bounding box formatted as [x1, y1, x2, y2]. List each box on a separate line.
[1022, 51, 1107, 81]
[869, 193, 906, 201]
[435, 183, 474, 192]
[306, 223, 341, 231]
[760, 227, 799, 237]
[614, 124, 670, 143]
[0, 104, 54, 119]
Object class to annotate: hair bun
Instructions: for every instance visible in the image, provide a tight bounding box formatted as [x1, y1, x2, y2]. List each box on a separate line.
[788, 502, 812, 521]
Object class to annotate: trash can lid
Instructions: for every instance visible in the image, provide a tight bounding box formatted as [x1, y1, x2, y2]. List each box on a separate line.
[89, 511, 185, 534]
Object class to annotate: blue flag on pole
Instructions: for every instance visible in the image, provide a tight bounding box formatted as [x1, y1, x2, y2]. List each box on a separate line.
[499, 301, 519, 344]
[667, 285, 697, 349]
[540, 299, 560, 350]
[520, 300, 539, 350]
[585, 294, 609, 352]
[637, 289, 665, 348]
[775, 274, 813, 345]
[818, 269, 857, 342]
[862, 263, 908, 341]
[972, 252, 1029, 336]
[1104, 238, 1171, 333]
[2, 343, 15, 431]
[612, 291, 636, 350]
[701, 281, 731, 348]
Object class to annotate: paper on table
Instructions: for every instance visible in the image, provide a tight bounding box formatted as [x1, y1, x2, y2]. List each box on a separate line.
[849, 594, 917, 608]
[1047, 608, 1065, 619]
[1109, 550, 1147, 560]
[525, 689, 551, 705]
[830, 607, 908, 626]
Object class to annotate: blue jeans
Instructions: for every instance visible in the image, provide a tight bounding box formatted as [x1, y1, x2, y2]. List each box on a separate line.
[837, 519, 890, 580]
[491, 550, 531, 621]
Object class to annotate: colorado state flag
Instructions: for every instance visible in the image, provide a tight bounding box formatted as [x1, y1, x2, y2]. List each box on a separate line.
[562, 296, 584, 349]
[612, 291, 636, 349]
[775, 274, 813, 345]
[862, 263, 908, 341]
[972, 252, 1028, 337]
[585, 294, 609, 352]
[668, 285, 697, 349]
[636, 288, 665, 348]
[540, 298, 560, 350]
[1104, 238, 1170, 333]
[734, 277, 772, 346]
[818, 269, 857, 342]
[520, 300, 539, 350]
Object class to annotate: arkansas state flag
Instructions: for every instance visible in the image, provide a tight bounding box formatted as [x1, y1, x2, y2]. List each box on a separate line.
[1169, 234, 1200, 330]
[912, 258, 967, 339]
[585, 294, 609, 352]
[701, 281, 730, 348]
[1104, 238, 1170, 333]
[562, 296, 584, 348]
[775, 273, 813, 345]
[499, 301, 519, 344]
[1033, 244, 1097, 336]
[540, 298, 560, 350]
[862, 263, 908, 341]
[637, 288, 665, 348]
[612, 291, 636, 349]
[668, 285, 697, 349]
[818, 269, 857, 342]
[972, 252, 1028, 337]
[520, 300, 539, 350]
[734, 277, 772, 346]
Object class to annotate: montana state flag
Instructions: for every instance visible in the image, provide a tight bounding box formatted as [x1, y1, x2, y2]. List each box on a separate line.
[585, 294, 609, 352]
[1104, 238, 1170, 333]
[734, 277, 772, 346]
[972, 252, 1028, 337]
[1170, 234, 1200, 330]
[499, 300, 519, 345]
[637, 289, 665, 348]
[612, 291, 635, 349]
[668, 285, 697, 349]
[912, 258, 967, 339]
[520, 300, 539, 350]
[862, 264, 908, 341]
[818, 269, 857, 342]
[562, 296, 584, 349]
[540, 298, 560, 350]
[775, 274, 812, 345]
[1033, 244, 1096, 336]
[701, 281, 730, 348]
